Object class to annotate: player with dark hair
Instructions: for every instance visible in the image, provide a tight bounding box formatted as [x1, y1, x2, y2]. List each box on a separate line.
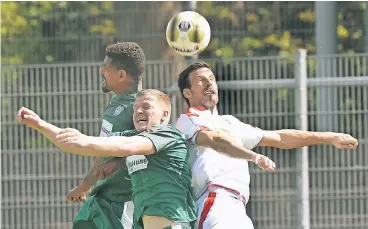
[176, 61, 358, 229]
[17, 42, 146, 229]
[20, 89, 200, 229]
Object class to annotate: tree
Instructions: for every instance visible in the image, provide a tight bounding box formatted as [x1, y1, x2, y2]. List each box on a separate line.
[1, 1, 117, 65]
[196, 1, 366, 59]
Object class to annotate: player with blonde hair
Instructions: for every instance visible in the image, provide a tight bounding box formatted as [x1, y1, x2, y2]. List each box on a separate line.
[17, 42, 145, 229]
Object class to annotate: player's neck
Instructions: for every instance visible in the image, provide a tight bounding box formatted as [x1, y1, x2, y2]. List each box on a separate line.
[189, 103, 218, 114]
[209, 107, 218, 114]
[115, 81, 142, 95]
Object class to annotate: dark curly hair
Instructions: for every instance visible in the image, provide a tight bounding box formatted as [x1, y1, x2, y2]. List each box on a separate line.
[105, 42, 146, 82]
[178, 61, 211, 105]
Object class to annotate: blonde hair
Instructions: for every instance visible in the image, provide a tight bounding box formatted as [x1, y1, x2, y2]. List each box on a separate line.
[137, 89, 171, 115]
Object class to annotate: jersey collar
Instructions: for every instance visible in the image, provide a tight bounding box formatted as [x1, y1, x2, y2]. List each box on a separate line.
[111, 91, 138, 102]
[187, 106, 219, 116]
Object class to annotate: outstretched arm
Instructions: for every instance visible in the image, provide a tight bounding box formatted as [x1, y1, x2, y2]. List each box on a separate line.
[17, 107, 77, 151]
[195, 130, 275, 171]
[79, 157, 126, 186]
[223, 115, 359, 150]
[176, 114, 275, 172]
[55, 128, 156, 157]
[65, 157, 127, 203]
[17, 107, 126, 199]
[258, 129, 358, 149]
[196, 131, 259, 161]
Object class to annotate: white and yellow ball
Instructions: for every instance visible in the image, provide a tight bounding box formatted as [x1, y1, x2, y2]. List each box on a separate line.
[166, 11, 211, 56]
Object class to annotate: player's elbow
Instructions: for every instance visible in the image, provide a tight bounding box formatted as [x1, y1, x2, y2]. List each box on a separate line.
[197, 130, 235, 153]
[261, 138, 296, 149]
[273, 131, 304, 149]
[211, 134, 233, 153]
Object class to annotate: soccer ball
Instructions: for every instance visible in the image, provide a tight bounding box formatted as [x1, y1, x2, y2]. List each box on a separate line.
[166, 11, 211, 56]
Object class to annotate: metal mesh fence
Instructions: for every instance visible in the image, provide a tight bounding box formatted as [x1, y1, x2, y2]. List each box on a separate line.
[1, 53, 367, 229]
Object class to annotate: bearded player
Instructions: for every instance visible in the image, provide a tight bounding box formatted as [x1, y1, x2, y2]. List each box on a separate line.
[17, 42, 145, 229]
[29, 88, 275, 229]
[175, 62, 358, 229]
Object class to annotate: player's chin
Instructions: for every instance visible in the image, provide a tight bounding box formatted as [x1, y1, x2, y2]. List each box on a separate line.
[203, 96, 218, 105]
[203, 101, 217, 109]
[102, 87, 111, 93]
[135, 124, 147, 133]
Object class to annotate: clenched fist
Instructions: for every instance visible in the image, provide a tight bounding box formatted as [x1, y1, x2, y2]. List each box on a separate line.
[17, 107, 43, 130]
[329, 133, 358, 149]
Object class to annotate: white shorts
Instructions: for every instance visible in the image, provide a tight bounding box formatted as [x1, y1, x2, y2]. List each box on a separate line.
[195, 187, 254, 229]
[121, 201, 134, 229]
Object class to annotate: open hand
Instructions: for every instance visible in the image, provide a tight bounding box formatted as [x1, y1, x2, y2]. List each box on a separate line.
[56, 128, 90, 150]
[254, 154, 276, 172]
[65, 183, 90, 203]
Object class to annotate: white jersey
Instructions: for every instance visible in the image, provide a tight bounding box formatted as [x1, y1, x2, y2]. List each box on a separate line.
[176, 106, 263, 201]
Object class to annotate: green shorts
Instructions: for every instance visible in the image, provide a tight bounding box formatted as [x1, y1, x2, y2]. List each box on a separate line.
[72, 196, 135, 229]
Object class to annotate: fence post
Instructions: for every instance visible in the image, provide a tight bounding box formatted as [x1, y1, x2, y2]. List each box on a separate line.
[170, 94, 177, 125]
[294, 49, 310, 229]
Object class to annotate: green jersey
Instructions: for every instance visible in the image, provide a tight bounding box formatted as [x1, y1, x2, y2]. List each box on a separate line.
[89, 92, 136, 202]
[112, 124, 197, 227]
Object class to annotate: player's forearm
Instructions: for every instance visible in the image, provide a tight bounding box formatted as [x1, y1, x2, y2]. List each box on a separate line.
[196, 131, 259, 161]
[269, 129, 335, 149]
[82, 157, 101, 186]
[83, 157, 127, 185]
[76, 136, 134, 157]
[37, 120, 65, 148]
[212, 135, 259, 161]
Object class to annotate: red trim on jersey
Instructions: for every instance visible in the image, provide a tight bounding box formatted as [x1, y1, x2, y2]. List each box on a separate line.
[198, 192, 216, 229]
[183, 112, 211, 131]
[185, 112, 199, 117]
[187, 106, 206, 113]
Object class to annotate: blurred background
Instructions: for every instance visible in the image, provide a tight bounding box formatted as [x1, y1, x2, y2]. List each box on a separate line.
[1, 1, 367, 229]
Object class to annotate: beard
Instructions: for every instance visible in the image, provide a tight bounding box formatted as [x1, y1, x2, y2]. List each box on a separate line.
[201, 94, 219, 109]
[101, 78, 111, 93]
[102, 86, 111, 93]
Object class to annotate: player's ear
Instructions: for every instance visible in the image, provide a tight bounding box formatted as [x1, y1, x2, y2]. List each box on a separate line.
[161, 110, 169, 124]
[183, 88, 192, 99]
[118, 70, 127, 82]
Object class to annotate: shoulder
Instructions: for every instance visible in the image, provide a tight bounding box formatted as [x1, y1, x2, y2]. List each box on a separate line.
[140, 124, 177, 135]
[177, 112, 199, 121]
[221, 115, 240, 124]
[177, 112, 200, 125]
[138, 125, 186, 150]
[150, 124, 183, 135]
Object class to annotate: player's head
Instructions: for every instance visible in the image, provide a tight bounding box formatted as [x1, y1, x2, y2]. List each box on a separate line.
[99, 42, 145, 93]
[133, 89, 171, 132]
[178, 61, 218, 109]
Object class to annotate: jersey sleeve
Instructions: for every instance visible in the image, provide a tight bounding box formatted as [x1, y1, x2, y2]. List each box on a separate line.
[137, 126, 178, 153]
[176, 114, 209, 144]
[224, 115, 264, 149]
[108, 130, 137, 137]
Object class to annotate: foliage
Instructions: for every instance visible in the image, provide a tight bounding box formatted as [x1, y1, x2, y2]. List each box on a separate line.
[1, 2, 116, 64]
[196, 1, 366, 59]
[1, 2, 366, 65]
